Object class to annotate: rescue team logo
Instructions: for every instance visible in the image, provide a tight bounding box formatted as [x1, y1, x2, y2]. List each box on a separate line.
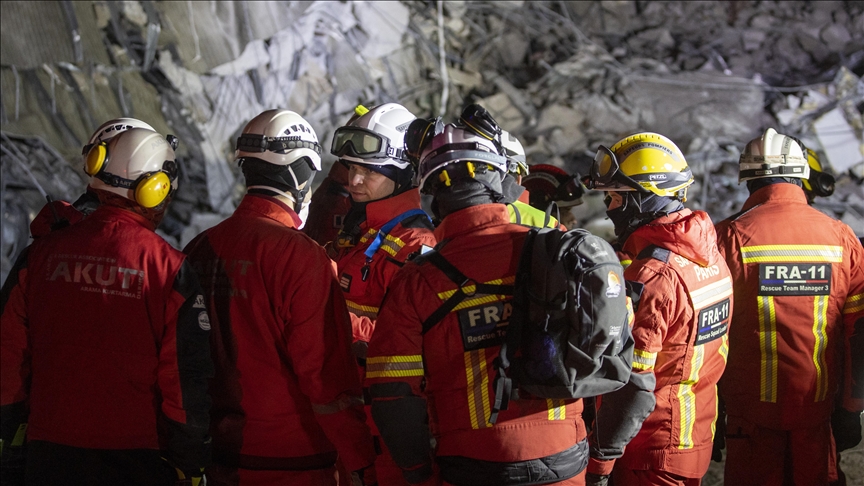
[193, 294, 206, 308]
[696, 298, 730, 345]
[694, 264, 720, 282]
[758, 263, 831, 296]
[46, 254, 144, 299]
[458, 301, 512, 351]
[606, 271, 622, 298]
[198, 311, 211, 331]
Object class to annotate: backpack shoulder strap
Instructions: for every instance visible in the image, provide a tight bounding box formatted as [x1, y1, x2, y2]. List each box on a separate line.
[364, 209, 431, 260]
[420, 251, 514, 335]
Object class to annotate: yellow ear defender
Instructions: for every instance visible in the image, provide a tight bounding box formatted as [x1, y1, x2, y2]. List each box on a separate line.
[86, 141, 177, 208]
[84, 142, 109, 176]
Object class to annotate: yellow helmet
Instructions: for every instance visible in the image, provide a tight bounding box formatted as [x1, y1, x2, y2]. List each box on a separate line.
[586, 132, 693, 199]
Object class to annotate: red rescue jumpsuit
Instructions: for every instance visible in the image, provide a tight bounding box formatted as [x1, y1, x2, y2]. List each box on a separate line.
[304, 162, 352, 246]
[366, 204, 589, 486]
[184, 194, 375, 486]
[715, 183, 864, 486]
[332, 188, 436, 486]
[1, 204, 213, 483]
[606, 209, 733, 486]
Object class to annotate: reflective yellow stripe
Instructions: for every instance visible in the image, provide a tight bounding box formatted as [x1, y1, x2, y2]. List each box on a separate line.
[633, 348, 657, 371]
[757, 296, 779, 402]
[741, 245, 842, 263]
[346, 300, 379, 319]
[844, 293, 864, 314]
[812, 296, 829, 402]
[365, 355, 424, 379]
[546, 398, 566, 421]
[358, 228, 378, 244]
[437, 276, 516, 300]
[719, 334, 729, 364]
[379, 234, 406, 257]
[464, 349, 492, 429]
[690, 277, 733, 309]
[678, 345, 704, 449]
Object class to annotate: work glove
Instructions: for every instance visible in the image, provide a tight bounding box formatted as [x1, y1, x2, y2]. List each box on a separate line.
[351, 463, 378, 486]
[163, 457, 205, 486]
[586, 472, 610, 486]
[831, 408, 863, 452]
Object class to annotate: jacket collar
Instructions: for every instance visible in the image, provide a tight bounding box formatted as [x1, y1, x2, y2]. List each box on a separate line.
[236, 193, 301, 228]
[363, 188, 424, 229]
[91, 204, 156, 231]
[621, 208, 720, 266]
[742, 182, 808, 211]
[434, 203, 510, 242]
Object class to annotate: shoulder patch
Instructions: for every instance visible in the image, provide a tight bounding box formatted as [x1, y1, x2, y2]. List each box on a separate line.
[637, 245, 671, 263]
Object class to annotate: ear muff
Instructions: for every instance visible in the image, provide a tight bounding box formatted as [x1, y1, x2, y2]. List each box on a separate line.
[807, 170, 835, 198]
[84, 142, 109, 176]
[134, 171, 173, 208]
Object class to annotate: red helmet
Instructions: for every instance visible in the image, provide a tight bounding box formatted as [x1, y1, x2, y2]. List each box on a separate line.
[521, 164, 585, 209]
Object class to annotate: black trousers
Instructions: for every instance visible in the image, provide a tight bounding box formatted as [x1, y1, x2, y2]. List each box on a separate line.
[24, 440, 177, 486]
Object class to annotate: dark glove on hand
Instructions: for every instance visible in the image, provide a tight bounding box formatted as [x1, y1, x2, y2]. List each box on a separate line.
[712, 399, 727, 462]
[586, 472, 610, 486]
[831, 408, 863, 452]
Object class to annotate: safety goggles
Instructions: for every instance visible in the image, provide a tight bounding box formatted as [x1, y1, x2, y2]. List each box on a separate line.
[586, 145, 648, 192]
[237, 134, 322, 155]
[405, 117, 444, 162]
[330, 127, 404, 160]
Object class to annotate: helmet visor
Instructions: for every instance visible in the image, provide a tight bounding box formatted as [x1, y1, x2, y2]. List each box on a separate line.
[331, 127, 386, 158]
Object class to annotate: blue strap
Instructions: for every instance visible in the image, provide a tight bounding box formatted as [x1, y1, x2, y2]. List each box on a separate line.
[363, 209, 430, 260]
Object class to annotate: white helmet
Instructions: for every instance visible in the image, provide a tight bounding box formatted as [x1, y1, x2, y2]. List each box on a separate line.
[416, 123, 508, 193]
[235, 109, 322, 169]
[500, 129, 528, 176]
[739, 128, 810, 182]
[82, 117, 156, 155]
[85, 127, 178, 208]
[331, 103, 415, 170]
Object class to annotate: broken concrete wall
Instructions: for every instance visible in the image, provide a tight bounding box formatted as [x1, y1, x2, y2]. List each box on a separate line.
[2, 1, 864, 285]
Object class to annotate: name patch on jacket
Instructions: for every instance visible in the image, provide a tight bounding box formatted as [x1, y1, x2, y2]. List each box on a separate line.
[46, 254, 144, 299]
[458, 301, 511, 351]
[758, 263, 831, 295]
[696, 298, 730, 345]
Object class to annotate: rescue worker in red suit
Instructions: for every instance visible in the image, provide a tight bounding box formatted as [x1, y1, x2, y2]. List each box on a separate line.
[328, 104, 436, 485]
[520, 164, 586, 230]
[29, 117, 159, 238]
[583, 132, 733, 486]
[365, 114, 651, 486]
[1, 128, 212, 485]
[303, 160, 351, 246]
[183, 110, 376, 486]
[714, 128, 864, 486]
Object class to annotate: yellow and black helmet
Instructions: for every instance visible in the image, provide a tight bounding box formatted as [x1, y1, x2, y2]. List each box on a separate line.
[586, 132, 693, 200]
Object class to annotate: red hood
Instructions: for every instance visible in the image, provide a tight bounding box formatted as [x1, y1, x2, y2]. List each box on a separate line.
[621, 208, 721, 267]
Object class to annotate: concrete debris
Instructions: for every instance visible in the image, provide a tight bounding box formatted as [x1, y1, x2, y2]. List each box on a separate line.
[3, 0, 864, 281]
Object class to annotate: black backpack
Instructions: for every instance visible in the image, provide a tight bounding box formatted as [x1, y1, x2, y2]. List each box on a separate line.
[419, 227, 634, 424]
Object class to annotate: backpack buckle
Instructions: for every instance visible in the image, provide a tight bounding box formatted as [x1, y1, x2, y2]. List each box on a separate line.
[459, 278, 477, 297]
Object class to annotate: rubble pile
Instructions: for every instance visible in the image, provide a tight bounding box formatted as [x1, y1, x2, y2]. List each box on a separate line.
[2, 1, 863, 283]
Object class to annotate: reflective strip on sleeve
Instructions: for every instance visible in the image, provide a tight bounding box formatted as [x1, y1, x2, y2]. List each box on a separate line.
[740, 245, 843, 264]
[758, 296, 779, 403]
[311, 394, 364, 415]
[365, 355, 424, 379]
[677, 345, 705, 449]
[632, 348, 657, 371]
[812, 295, 830, 402]
[358, 228, 378, 245]
[844, 293, 864, 314]
[718, 334, 729, 364]
[690, 277, 733, 309]
[464, 349, 493, 429]
[379, 234, 407, 258]
[346, 300, 379, 320]
[546, 398, 566, 421]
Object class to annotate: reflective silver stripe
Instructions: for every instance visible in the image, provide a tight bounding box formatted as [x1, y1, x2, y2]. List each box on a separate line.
[690, 277, 733, 309]
[741, 245, 842, 263]
[311, 395, 364, 415]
